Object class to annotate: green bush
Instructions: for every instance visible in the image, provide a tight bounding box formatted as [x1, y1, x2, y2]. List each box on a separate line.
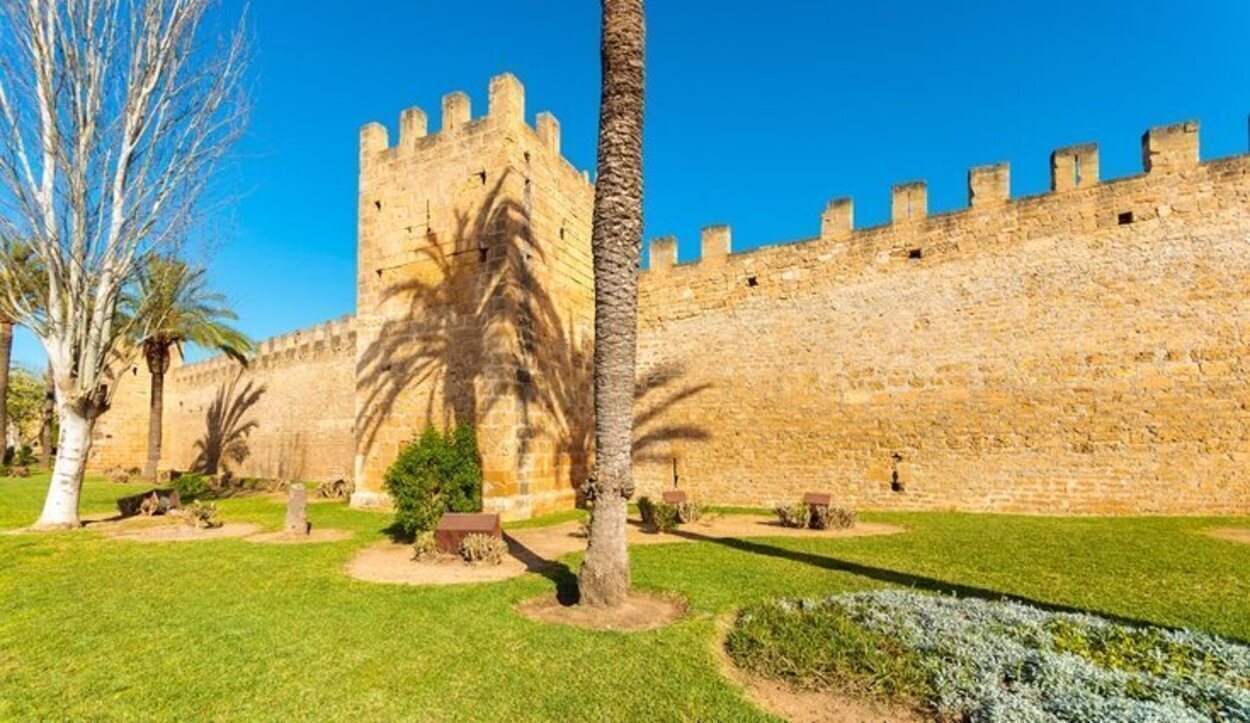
[12, 445, 35, 468]
[173, 474, 212, 502]
[384, 425, 482, 541]
[637, 496, 680, 533]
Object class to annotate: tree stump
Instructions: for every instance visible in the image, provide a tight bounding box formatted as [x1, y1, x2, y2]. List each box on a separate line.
[284, 483, 310, 536]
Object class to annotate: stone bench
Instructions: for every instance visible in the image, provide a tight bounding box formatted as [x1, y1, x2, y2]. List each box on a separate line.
[434, 513, 502, 554]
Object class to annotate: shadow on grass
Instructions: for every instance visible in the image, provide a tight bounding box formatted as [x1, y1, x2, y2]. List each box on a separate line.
[505, 533, 580, 605]
[665, 527, 1185, 635]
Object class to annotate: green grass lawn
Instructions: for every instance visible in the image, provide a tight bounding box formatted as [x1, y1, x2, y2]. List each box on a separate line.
[1, 474, 1247, 721]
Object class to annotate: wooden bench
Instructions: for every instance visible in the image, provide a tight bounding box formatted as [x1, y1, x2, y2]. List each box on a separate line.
[661, 490, 689, 505]
[802, 492, 832, 509]
[434, 513, 502, 554]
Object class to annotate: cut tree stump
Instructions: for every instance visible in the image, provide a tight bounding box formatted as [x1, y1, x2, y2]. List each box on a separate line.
[284, 483, 310, 536]
[434, 513, 501, 554]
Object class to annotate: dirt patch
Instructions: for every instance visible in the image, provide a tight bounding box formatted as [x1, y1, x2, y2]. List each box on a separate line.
[245, 528, 353, 544]
[508, 515, 904, 563]
[712, 614, 926, 723]
[104, 522, 261, 543]
[1203, 527, 1250, 544]
[345, 514, 903, 588]
[517, 591, 686, 632]
[345, 540, 533, 585]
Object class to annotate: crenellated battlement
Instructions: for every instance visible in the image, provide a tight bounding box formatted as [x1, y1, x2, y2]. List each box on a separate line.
[171, 314, 357, 384]
[644, 118, 1242, 282]
[358, 73, 589, 188]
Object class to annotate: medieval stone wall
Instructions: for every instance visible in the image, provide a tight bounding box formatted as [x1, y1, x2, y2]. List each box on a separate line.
[635, 122, 1250, 514]
[161, 315, 357, 482]
[353, 74, 595, 518]
[90, 316, 357, 483]
[88, 72, 1250, 518]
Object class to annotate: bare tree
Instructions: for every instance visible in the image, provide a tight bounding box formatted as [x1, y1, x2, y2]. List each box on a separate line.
[578, 0, 646, 608]
[0, 0, 247, 528]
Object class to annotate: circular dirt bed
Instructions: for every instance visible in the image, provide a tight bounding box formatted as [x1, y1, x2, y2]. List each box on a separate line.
[712, 614, 925, 723]
[245, 528, 353, 544]
[508, 516, 904, 564]
[1203, 527, 1250, 544]
[105, 522, 261, 543]
[346, 541, 531, 586]
[518, 591, 686, 632]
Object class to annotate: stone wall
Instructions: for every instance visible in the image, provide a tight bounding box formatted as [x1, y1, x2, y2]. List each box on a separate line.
[88, 73, 1250, 518]
[353, 74, 595, 518]
[635, 122, 1250, 514]
[90, 316, 357, 483]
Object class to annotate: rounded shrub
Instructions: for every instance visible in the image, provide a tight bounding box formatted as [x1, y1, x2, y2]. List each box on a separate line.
[384, 424, 482, 541]
[173, 473, 212, 502]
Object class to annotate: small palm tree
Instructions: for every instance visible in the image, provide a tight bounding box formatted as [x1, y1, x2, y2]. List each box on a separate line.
[130, 256, 253, 481]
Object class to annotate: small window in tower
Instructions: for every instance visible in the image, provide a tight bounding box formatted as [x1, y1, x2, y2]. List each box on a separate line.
[1074, 155, 1082, 187]
[746, 276, 759, 288]
[908, 248, 923, 260]
[478, 247, 488, 263]
[1118, 211, 1134, 225]
[373, 200, 382, 211]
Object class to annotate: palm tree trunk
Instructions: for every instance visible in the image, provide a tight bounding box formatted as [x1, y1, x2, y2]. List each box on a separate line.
[39, 364, 53, 469]
[578, 0, 646, 608]
[0, 320, 11, 457]
[142, 341, 171, 481]
[144, 368, 165, 481]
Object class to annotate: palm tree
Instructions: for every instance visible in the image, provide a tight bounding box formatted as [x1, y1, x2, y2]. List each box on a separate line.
[578, 0, 647, 608]
[130, 257, 253, 481]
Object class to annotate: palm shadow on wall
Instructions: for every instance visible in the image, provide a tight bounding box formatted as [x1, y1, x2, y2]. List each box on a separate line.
[191, 372, 266, 475]
[356, 169, 711, 498]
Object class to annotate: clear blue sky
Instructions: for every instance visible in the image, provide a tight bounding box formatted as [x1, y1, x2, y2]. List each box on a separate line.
[11, 0, 1250, 367]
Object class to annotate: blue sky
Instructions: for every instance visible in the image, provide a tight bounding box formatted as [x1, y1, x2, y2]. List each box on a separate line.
[11, 0, 1250, 367]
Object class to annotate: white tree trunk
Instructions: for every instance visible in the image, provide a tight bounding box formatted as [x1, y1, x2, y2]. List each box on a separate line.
[34, 405, 94, 529]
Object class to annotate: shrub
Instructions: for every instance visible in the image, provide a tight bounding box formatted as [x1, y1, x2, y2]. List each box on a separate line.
[12, 445, 35, 468]
[827, 506, 856, 530]
[412, 531, 440, 561]
[637, 496, 680, 533]
[727, 591, 1250, 721]
[676, 500, 704, 524]
[459, 533, 508, 565]
[183, 501, 223, 529]
[173, 474, 212, 502]
[384, 425, 482, 541]
[775, 503, 809, 528]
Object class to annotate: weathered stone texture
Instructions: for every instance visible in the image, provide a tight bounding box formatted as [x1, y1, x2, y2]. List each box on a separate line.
[91, 317, 357, 483]
[635, 125, 1250, 514]
[352, 74, 594, 518]
[89, 77, 1250, 518]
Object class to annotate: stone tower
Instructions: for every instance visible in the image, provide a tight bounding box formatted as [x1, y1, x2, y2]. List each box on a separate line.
[351, 73, 595, 519]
